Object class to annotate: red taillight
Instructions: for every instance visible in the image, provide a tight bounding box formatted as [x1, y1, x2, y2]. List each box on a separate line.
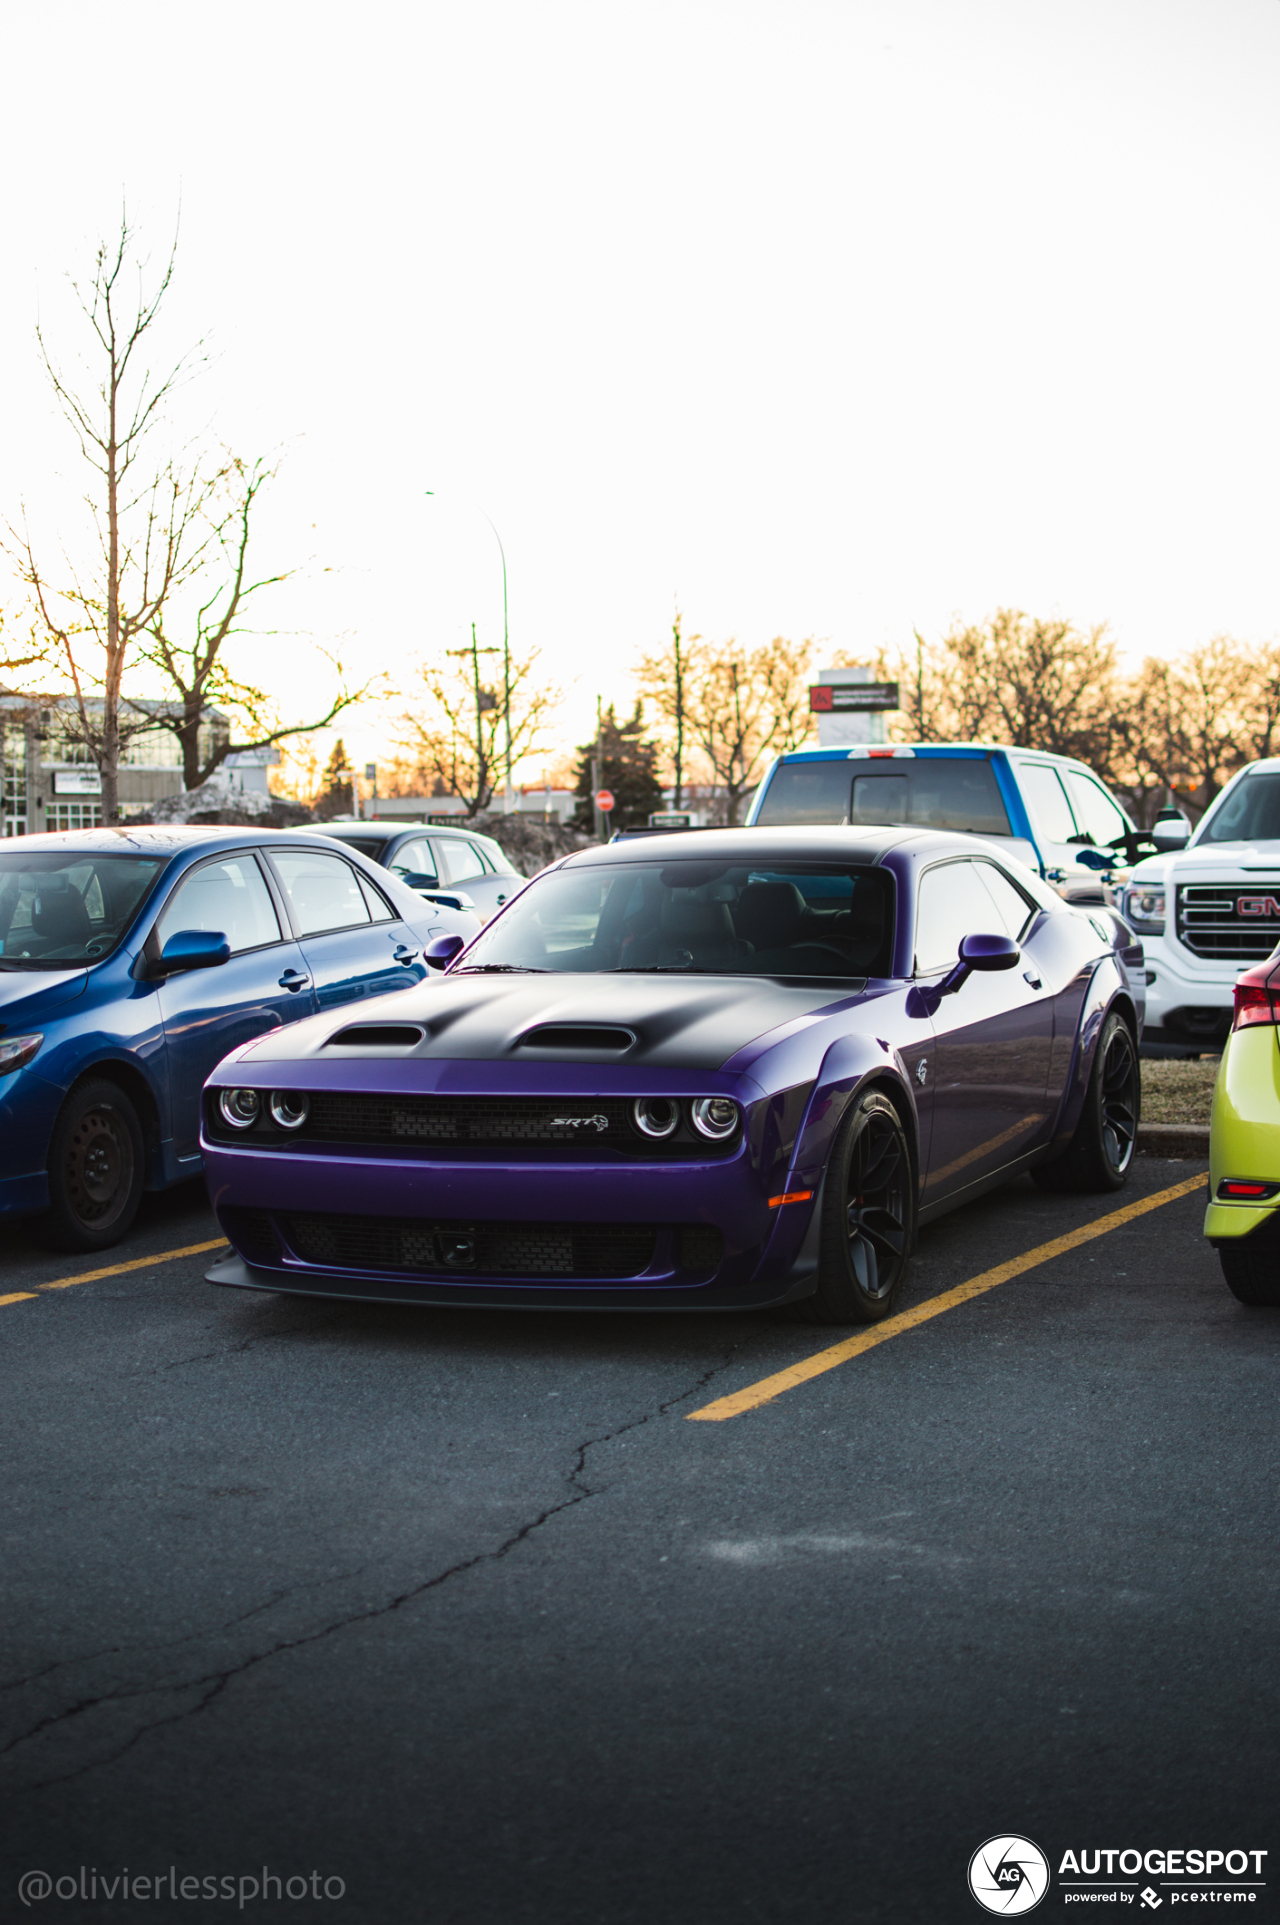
[1221, 1181, 1272, 1198]
[1233, 964, 1280, 1030]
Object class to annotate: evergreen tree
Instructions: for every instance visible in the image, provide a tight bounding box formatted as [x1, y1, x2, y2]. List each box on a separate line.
[313, 738, 353, 819]
[571, 703, 665, 834]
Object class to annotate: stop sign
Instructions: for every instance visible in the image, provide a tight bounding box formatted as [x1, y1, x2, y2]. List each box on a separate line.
[596, 789, 616, 813]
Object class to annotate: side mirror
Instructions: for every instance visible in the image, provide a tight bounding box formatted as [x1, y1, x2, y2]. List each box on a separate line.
[907, 932, 1020, 1016]
[157, 929, 231, 975]
[424, 933, 466, 969]
[1151, 810, 1191, 852]
[420, 889, 475, 913]
[959, 932, 1021, 972]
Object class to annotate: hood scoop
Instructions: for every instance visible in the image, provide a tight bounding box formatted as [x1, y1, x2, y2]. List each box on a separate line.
[516, 1024, 636, 1053]
[326, 1023, 427, 1048]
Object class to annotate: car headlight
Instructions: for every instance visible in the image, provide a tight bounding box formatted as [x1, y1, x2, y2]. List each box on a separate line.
[1124, 886, 1166, 935]
[269, 1091, 310, 1131]
[219, 1087, 261, 1130]
[633, 1097, 679, 1138]
[690, 1096, 741, 1140]
[0, 1033, 42, 1076]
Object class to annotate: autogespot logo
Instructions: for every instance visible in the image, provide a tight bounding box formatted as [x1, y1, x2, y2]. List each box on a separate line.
[969, 1836, 1050, 1915]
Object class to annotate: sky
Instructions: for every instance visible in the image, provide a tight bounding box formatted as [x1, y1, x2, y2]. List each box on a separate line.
[2, 0, 1279, 786]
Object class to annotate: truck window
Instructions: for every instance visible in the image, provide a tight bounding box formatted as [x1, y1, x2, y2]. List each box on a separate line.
[757, 757, 1010, 836]
[1018, 764, 1077, 842]
[1064, 771, 1129, 847]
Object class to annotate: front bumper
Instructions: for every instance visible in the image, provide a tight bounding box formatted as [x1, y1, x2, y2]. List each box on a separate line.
[1143, 937, 1236, 1042]
[201, 1142, 822, 1312]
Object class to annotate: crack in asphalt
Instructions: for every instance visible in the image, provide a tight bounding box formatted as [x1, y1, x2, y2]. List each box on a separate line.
[4, 1344, 749, 1795]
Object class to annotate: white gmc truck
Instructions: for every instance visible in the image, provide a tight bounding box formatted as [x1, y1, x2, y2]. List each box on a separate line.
[1121, 757, 1280, 1050]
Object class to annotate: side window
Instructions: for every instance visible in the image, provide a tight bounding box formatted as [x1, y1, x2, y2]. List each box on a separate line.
[915, 861, 980, 974]
[1018, 764, 1077, 843]
[973, 862, 1035, 940]
[389, 837, 438, 886]
[356, 871, 396, 923]
[270, 850, 371, 937]
[1064, 771, 1128, 850]
[156, 855, 281, 955]
[434, 838, 487, 886]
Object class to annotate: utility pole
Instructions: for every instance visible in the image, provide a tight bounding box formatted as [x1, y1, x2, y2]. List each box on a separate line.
[447, 624, 500, 813]
[426, 492, 513, 812]
[672, 608, 686, 812]
[592, 694, 604, 842]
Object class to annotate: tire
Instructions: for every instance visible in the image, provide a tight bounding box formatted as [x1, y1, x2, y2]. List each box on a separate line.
[44, 1079, 145, 1253]
[1219, 1242, 1280, 1307]
[1032, 1010, 1139, 1195]
[793, 1090, 915, 1325]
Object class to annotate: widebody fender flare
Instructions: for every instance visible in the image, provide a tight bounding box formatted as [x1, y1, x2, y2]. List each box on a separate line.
[1046, 956, 1138, 1155]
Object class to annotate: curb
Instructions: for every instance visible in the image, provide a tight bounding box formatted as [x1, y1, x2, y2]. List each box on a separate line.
[1137, 1123, 1210, 1159]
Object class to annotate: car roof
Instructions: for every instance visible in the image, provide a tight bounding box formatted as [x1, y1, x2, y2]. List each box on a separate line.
[776, 742, 1101, 773]
[2, 825, 385, 859]
[560, 824, 999, 868]
[314, 821, 482, 841]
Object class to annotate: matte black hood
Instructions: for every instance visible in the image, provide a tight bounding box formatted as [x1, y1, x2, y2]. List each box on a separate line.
[239, 972, 870, 1073]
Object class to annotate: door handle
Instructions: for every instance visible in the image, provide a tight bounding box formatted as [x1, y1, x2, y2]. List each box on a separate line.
[393, 946, 420, 966]
[279, 969, 311, 992]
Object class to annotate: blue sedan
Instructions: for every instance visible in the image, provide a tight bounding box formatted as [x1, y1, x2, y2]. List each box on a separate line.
[0, 826, 479, 1252]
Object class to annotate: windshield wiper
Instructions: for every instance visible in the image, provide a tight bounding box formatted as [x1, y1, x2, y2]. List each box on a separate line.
[452, 963, 548, 974]
[609, 965, 718, 974]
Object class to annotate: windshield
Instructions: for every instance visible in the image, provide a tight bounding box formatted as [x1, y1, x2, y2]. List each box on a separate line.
[0, 853, 166, 969]
[1197, 773, 1280, 845]
[455, 859, 894, 978]
[756, 756, 1011, 836]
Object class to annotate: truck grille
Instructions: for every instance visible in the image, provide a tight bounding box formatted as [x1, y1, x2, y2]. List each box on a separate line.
[257, 1212, 722, 1280]
[1176, 884, 1280, 961]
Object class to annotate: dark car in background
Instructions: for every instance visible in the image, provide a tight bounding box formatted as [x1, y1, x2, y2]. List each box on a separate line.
[0, 827, 479, 1253]
[310, 821, 525, 922]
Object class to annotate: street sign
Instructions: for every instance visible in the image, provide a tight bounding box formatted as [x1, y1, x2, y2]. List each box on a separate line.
[809, 682, 899, 713]
[364, 763, 377, 781]
[596, 789, 616, 813]
[649, 812, 692, 828]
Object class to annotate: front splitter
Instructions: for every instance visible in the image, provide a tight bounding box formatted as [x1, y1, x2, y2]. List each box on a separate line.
[206, 1251, 813, 1314]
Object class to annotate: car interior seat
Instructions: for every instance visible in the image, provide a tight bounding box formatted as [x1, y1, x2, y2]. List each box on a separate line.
[32, 875, 93, 949]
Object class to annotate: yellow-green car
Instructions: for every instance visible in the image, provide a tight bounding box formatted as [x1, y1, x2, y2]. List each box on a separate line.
[1206, 955, 1280, 1304]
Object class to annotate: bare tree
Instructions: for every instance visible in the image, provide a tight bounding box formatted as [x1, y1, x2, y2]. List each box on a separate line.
[137, 453, 372, 788]
[8, 212, 361, 818]
[685, 636, 815, 825]
[396, 638, 560, 818]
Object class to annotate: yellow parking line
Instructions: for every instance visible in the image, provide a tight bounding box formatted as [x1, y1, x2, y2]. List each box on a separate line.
[688, 1172, 1207, 1423]
[2, 1237, 229, 1309]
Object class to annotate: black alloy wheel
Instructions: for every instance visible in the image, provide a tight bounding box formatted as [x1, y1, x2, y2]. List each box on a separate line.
[45, 1079, 146, 1253]
[798, 1089, 915, 1325]
[1032, 1009, 1139, 1195]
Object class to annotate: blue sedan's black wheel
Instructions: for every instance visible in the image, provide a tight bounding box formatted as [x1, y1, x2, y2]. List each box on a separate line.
[797, 1090, 914, 1325]
[1032, 1010, 1139, 1195]
[45, 1080, 145, 1253]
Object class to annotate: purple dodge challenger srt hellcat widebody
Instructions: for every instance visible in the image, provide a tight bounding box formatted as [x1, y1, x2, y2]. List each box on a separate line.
[201, 826, 1145, 1324]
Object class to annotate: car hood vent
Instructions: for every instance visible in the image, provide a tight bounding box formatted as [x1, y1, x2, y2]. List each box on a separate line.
[517, 1024, 636, 1052]
[326, 1024, 426, 1048]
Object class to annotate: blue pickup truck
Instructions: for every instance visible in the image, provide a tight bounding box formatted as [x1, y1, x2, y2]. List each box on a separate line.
[746, 742, 1144, 901]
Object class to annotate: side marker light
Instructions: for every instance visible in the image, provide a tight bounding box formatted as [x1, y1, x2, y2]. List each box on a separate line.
[768, 1189, 814, 1208]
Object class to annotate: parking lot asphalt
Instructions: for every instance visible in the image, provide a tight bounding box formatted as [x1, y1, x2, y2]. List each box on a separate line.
[4, 1155, 1278, 1924]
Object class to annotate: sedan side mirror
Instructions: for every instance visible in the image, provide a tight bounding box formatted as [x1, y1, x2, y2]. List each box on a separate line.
[156, 929, 231, 975]
[424, 933, 466, 968]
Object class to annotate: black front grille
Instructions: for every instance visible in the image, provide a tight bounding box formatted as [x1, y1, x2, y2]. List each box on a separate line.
[279, 1212, 665, 1278]
[208, 1091, 738, 1159]
[1177, 884, 1280, 960]
[220, 1207, 282, 1264]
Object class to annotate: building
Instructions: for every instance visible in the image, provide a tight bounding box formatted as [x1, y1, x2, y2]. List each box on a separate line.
[361, 786, 578, 827]
[0, 696, 231, 836]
